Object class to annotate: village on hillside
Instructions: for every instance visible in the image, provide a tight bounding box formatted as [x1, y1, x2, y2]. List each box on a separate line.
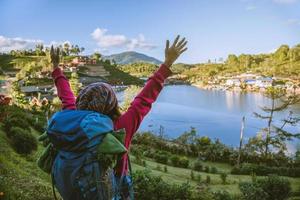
[0, 56, 127, 105]
[192, 73, 300, 94]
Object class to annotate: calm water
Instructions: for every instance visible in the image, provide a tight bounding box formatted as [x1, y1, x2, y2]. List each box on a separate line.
[117, 85, 300, 152]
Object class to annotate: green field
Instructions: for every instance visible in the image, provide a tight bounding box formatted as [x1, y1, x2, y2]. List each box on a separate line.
[131, 156, 300, 195]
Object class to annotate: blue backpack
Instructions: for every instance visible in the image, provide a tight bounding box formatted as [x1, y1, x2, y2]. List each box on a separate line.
[42, 110, 133, 200]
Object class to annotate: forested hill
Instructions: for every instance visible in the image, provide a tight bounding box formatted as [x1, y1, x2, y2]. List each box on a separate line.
[103, 51, 162, 65]
[118, 44, 300, 82]
[182, 44, 300, 82]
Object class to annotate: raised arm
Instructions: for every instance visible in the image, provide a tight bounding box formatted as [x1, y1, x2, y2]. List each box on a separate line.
[114, 36, 188, 175]
[50, 46, 76, 110]
[114, 35, 187, 147]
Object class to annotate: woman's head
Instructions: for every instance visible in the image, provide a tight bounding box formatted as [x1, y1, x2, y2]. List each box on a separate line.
[76, 82, 121, 120]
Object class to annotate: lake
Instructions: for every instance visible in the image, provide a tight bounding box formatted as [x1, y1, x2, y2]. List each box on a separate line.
[117, 85, 300, 152]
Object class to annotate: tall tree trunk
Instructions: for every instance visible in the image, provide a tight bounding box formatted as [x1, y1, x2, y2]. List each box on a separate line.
[266, 98, 275, 156]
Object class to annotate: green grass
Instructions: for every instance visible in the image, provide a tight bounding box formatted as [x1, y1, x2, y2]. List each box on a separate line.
[0, 126, 59, 200]
[101, 62, 144, 85]
[131, 157, 300, 195]
[1, 123, 299, 199]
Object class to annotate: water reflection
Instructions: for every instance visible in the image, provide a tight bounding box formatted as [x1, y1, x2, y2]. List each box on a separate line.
[117, 85, 300, 150]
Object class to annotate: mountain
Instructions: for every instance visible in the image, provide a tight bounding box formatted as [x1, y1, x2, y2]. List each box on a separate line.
[103, 51, 162, 65]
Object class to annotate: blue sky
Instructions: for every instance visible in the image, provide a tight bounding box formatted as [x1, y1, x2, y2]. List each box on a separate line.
[0, 0, 300, 63]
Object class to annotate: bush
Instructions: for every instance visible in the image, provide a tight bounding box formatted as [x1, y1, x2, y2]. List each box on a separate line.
[178, 156, 189, 168]
[204, 166, 210, 173]
[213, 190, 233, 200]
[133, 170, 215, 200]
[220, 173, 228, 184]
[32, 119, 46, 132]
[259, 175, 291, 200]
[156, 165, 162, 171]
[239, 182, 268, 200]
[9, 127, 37, 154]
[232, 163, 300, 177]
[211, 166, 218, 174]
[4, 117, 30, 133]
[170, 155, 189, 168]
[196, 174, 202, 183]
[171, 155, 180, 166]
[190, 170, 195, 180]
[206, 175, 211, 184]
[154, 151, 169, 164]
[164, 166, 168, 173]
[193, 160, 203, 171]
[133, 170, 194, 200]
[239, 175, 291, 200]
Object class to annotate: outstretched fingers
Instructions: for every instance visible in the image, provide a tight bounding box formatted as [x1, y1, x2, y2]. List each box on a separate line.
[179, 47, 188, 54]
[177, 40, 187, 51]
[171, 35, 180, 47]
[165, 40, 170, 51]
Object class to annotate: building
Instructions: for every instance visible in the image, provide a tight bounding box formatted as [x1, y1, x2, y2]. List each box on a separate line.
[225, 79, 241, 86]
[72, 56, 97, 67]
[255, 77, 273, 88]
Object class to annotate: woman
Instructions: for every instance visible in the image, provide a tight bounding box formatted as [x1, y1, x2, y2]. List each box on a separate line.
[49, 36, 187, 199]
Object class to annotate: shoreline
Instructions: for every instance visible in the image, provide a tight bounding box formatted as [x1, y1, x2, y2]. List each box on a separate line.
[191, 83, 300, 95]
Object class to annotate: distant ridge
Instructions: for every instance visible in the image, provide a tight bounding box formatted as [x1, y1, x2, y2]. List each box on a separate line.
[103, 51, 162, 65]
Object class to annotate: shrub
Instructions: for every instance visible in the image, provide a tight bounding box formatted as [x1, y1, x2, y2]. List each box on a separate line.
[9, 127, 37, 154]
[231, 163, 300, 177]
[206, 175, 211, 184]
[170, 155, 189, 168]
[154, 152, 169, 164]
[190, 170, 195, 180]
[32, 120, 46, 132]
[196, 174, 202, 183]
[239, 175, 291, 200]
[178, 156, 189, 168]
[142, 160, 147, 167]
[204, 166, 210, 173]
[4, 117, 30, 133]
[156, 164, 162, 171]
[213, 190, 233, 200]
[239, 182, 268, 200]
[193, 160, 203, 171]
[211, 166, 218, 174]
[164, 166, 168, 173]
[259, 175, 291, 200]
[133, 170, 194, 200]
[220, 173, 228, 184]
[171, 155, 180, 166]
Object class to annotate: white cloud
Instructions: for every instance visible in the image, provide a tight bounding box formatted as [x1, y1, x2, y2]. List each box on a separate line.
[0, 35, 43, 52]
[46, 40, 72, 48]
[91, 28, 156, 50]
[273, 0, 298, 4]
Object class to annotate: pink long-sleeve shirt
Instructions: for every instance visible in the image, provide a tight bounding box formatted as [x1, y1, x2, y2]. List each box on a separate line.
[52, 64, 172, 175]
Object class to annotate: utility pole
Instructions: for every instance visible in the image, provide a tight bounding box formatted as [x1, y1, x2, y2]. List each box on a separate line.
[237, 116, 245, 168]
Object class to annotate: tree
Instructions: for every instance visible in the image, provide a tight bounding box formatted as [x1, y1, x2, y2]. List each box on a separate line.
[226, 54, 239, 67]
[69, 72, 80, 96]
[63, 42, 70, 56]
[274, 45, 289, 62]
[80, 47, 85, 54]
[288, 46, 300, 62]
[254, 87, 300, 156]
[35, 43, 44, 56]
[92, 52, 101, 62]
[70, 45, 81, 55]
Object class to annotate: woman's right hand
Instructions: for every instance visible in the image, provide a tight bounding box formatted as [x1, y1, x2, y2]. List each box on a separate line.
[50, 45, 60, 69]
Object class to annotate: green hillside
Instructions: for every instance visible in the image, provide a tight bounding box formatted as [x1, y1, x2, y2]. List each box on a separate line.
[103, 51, 162, 65]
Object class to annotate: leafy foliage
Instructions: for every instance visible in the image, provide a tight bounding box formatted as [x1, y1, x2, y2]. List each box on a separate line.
[239, 175, 291, 200]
